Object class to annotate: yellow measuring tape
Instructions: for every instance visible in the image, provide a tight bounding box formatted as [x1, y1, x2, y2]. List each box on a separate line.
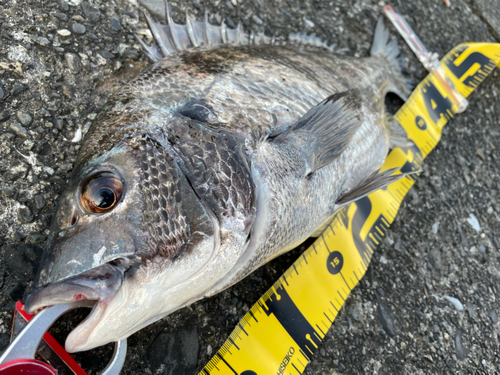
[200, 43, 500, 375]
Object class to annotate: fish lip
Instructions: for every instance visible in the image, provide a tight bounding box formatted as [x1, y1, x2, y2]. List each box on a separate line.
[64, 300, 108, 352]
[25, 262, 125, 352]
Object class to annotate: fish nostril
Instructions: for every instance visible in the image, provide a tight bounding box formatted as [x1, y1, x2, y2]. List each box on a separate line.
[70, 215, 78, 227]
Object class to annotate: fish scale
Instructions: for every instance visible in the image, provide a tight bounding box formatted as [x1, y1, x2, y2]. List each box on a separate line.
[134, 136, 190, 259]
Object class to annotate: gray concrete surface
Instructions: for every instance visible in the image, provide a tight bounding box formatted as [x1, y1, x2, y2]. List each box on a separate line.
[0, 0, 499, 374]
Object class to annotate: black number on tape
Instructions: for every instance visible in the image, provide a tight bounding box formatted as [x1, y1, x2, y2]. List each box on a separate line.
[326, 251, 344, 275]
[415, 115, 427, 130]
[421, 80, 453, 124]
[445, 46, 493, 87]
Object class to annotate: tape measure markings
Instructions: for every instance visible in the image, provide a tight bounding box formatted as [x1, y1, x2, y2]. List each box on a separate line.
[201, 43, 500, 375]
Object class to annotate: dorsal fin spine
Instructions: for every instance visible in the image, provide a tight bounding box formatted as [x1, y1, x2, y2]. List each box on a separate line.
[166, 2, 181, 51]
[137, 1, 335, 63]
[185, 13, 199, 47]
[144, 13, 172, 57]
[221, 21, 228, 44]
[204, 9, 210, 45]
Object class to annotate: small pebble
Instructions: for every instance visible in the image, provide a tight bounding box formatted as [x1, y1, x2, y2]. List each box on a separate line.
[64, 53, 81, 73]
[14, 231, 27, 241]
[2, 187, 16, 198]
[82, 0, 100, 23]
[62, 83, 75, 98]
[98, 50, 115, 59]
[252, 15, 263, 25]
[16, 111, 33, 127]
[34, 195, 46, 210]
[71, 22, 86, 34]
[455, 330, 469, 361]
[40, 213, 53, 228]
[0, 86, 4, 99]
[444, 296, 464, 311]
[28, 232, 47, 244]
[71, 126, 82, 143]
[12, 85, 27, 95]
[350, 307, 360, 322]
[0, 112, 10, 122]
[123, 48, 140, 60]
[59, 0, 69, 11]
[110, 17, 122, 31]
[466, 302, 475, 318]
[476, 148, 485, 160]
[9, 122, 28, 137]
[33, 36, 50, 46]
[466, 213, 481, 232]
[488, 309, 498, 324]
[378, 299, 396, 336]
[304, 18, 315, 28]
[57, 29, 71, 37]
[72, 15, 85, 22]
[432, 221, 439, 234]
[18, 206, 34, 223]
[280, 7, 292, 18]
[53, 12, 68, 21]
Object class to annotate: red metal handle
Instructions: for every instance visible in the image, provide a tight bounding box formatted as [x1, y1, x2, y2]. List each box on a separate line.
[0, 358, 57, 375]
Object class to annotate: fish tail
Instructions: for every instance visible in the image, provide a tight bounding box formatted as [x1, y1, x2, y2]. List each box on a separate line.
[370, 17, 412, 100]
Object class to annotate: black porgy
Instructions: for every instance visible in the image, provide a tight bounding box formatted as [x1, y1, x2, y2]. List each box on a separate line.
[25, 11, 413, 352]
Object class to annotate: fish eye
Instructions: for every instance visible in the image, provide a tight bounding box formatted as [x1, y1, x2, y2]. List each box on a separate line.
[80, 172, 123, 214]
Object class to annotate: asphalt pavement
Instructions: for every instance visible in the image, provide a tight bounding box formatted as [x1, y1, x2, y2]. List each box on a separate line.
[0, 0, 499, 373]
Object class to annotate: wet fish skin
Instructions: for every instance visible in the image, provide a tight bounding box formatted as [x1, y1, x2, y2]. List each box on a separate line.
[26, 18, 411, 352]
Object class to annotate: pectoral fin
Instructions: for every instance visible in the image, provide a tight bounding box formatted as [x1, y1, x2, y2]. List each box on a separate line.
[274, 90, 362, 174]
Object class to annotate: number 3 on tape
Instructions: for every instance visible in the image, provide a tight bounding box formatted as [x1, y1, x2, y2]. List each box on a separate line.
[201, 43, 500, 375]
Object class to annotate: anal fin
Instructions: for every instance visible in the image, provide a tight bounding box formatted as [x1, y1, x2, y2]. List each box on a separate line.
[336, 167, 420, 208]
[310, 211, 338, 237]
[387, 115, 413, 149]
[310, 168, 419, 237]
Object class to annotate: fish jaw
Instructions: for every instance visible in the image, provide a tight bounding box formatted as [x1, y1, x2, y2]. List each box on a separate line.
[63, 230, 240, 351]
[25, 262, 125, 353]
[24, 227, 234, 352]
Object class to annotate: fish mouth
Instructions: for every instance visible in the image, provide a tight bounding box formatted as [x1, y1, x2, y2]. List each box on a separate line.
[25, 262, 126, 353]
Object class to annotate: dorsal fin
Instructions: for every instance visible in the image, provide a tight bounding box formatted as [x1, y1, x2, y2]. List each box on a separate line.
[136, 2, 336, 63]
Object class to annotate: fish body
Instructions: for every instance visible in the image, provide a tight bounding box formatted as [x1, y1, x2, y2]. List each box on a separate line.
[26, 16, 411, 352]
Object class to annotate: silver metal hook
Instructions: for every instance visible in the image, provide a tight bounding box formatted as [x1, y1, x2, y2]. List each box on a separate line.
[0, 301, 127, 374]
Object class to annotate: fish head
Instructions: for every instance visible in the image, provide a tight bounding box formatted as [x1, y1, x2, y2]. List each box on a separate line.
[25, 133, 219, 352]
